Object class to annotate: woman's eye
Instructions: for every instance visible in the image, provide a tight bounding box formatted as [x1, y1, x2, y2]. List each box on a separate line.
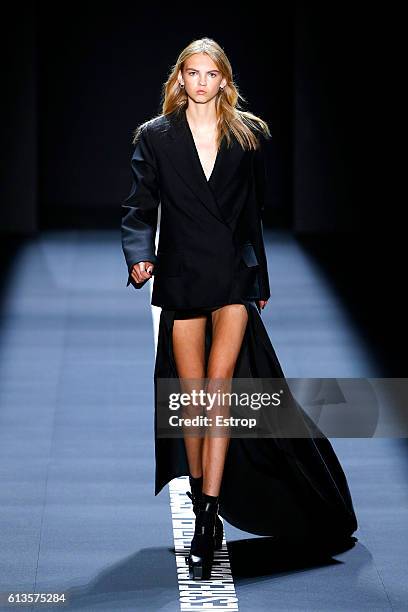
[187, 71, 217, 77]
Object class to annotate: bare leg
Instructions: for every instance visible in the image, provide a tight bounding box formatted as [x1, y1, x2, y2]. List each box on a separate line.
[172, 315, 207, 478]
[203, 304, 248, 496]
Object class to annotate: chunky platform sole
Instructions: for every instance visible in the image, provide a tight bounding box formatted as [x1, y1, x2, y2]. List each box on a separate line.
[185, 553, 214, 580]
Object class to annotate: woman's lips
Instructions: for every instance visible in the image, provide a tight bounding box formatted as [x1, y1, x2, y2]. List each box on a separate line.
[197, 90, 206, 94]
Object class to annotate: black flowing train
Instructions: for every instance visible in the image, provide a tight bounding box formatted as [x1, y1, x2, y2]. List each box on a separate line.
[153, 299, 358, 542]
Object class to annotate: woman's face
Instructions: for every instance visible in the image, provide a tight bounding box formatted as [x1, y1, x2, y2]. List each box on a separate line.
[179, 53, 226, 104]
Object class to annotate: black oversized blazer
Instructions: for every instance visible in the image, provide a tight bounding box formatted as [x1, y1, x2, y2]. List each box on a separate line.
[121, 105, 271, 310]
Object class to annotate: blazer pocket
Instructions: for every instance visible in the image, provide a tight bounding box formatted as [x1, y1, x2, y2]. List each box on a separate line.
[156, 250, 183, 277]
[240, 242, 259, 268]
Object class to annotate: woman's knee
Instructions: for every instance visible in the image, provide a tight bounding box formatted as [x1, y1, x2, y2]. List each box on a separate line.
[206, 368, 235, 383]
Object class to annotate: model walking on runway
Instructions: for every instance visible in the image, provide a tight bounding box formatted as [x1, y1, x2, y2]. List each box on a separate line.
[121, 37, 358, 581]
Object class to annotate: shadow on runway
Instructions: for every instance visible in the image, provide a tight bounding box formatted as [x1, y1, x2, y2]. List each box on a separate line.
[64, 547, 178, 610]
[226, 533, 358, 578]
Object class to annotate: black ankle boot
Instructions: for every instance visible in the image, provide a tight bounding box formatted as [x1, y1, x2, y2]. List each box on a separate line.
[185, 493, 220, 580]
[186, 477, 224, 550]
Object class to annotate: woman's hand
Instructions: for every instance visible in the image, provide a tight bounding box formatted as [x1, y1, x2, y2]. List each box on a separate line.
[258, 299, 268, 310]
[131, 261, 155, 284]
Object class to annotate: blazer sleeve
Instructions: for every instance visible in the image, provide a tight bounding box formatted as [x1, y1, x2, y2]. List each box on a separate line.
[252, 134, 268, 213]
[251, 134, 271, 301]
[121, 124, 160, 289]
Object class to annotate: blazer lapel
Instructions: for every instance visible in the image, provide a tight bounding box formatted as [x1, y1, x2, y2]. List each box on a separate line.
[161, 106, 244, 227]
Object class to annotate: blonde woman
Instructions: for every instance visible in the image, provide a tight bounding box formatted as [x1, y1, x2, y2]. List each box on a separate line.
[121, 37, 358, 580]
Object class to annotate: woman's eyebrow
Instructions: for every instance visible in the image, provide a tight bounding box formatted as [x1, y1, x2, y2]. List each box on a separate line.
[186, 68, 220, 72]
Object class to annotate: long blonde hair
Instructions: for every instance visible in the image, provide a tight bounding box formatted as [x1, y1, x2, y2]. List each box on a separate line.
[132, 37, 271, 150]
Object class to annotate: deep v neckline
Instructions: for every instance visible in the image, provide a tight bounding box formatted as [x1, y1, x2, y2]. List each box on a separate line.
[183, 110, 222, 184]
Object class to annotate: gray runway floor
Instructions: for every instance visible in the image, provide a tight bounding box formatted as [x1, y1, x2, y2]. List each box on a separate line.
[0, 229, 406, 611]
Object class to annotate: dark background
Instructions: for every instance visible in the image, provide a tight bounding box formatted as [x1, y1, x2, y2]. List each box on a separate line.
[0, 1, 405, 373]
